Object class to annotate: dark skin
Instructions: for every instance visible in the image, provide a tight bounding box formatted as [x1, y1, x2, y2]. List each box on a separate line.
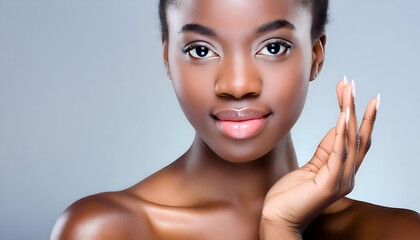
[51, 0, 420, 239]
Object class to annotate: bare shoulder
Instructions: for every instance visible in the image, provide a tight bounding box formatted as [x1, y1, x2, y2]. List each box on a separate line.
[50, 191, 153, 240]
[351, 199, 420, 239]
[305, 198, 420, 239]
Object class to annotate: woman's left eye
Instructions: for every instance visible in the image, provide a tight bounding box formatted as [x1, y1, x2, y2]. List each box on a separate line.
[257, 41, 291, 56]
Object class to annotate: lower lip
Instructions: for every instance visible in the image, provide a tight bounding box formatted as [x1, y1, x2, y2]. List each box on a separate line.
[215, 115, 270, 139]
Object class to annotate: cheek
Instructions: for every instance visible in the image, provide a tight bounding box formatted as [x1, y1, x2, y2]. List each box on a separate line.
[169, 53, 216, 128]
[260, 48, 312, 127]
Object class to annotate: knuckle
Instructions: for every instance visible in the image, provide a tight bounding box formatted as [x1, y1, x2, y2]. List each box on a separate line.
[340, 180, 354, 196]
[372, 113, 377, 123]
[341, 146, 348, 161]
[343, 187, 352, 196]
[356, 132, 360, 149]
[346, 185, 354, 195]
[365, 137, 372, 153]
[348, 179, 355, 193]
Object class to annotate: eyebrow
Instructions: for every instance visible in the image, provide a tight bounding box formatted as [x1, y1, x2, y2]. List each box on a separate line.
[255, 19, 296, 34]
[178, 24, 217, 37]
[178, 19, 296, 37]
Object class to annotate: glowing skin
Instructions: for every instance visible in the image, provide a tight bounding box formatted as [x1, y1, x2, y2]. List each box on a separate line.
[166, 0, 313, 163]
[50, 1, 420, 239]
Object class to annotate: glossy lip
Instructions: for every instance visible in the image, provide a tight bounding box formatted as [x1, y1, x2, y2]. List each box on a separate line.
[212, 108, 272, 121]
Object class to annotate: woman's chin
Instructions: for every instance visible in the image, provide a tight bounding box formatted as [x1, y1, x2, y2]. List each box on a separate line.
[193, 116, 289, 164]
[205, 139, 275, 164]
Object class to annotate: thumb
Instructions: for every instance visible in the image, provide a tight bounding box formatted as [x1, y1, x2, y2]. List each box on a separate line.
[302, 127, 336, 172]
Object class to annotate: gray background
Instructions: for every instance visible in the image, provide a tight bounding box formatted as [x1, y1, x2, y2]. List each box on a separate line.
[1, 0, 419, 239]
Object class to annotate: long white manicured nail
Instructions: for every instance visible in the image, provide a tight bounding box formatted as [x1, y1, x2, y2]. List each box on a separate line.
[346, 106, 350, 129]
[351, 79, 356, 99]
[376, 93, 381, 111]
[343, 75, 349, 86]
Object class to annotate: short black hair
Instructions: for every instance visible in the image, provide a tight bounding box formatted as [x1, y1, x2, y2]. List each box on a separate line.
[158, 0, 329, 42]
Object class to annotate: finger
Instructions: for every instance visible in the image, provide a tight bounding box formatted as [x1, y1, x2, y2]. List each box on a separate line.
[339, 80, 359, 194]
[302, 127, 336, 173]
[355, 94, 380, 173]
[315, 110, 347, 191]
[336, 76, 347, 112]
[303, 76, 349, 174]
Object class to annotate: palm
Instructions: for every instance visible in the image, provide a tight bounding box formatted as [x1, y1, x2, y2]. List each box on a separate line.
[262, 128, 337, 229]
[261, 79, 379, 232]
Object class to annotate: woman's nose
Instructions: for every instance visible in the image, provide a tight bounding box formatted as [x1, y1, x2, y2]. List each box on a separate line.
[214, 56, 262, 99]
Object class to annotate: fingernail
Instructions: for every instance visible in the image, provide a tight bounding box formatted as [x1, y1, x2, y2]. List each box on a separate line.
[376, 93, 381, 111]
[343, 75, 349, 86]
[351, 79, 356, 99]
[346, 106, 350, 129]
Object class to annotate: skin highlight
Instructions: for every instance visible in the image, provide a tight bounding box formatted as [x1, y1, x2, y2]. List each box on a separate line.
[51, 0, 420, 239]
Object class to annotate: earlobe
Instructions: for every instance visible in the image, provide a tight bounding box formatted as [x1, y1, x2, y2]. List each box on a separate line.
[310, 35, 327, 82]
[162, 40, 172, 81]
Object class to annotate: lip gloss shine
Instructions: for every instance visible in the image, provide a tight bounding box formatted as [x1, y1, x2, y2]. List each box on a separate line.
[216, 117, 269, 139]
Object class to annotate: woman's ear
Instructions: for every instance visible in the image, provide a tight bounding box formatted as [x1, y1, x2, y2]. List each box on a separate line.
[162, 40, 172, 80]
[310, 35, 326, 81]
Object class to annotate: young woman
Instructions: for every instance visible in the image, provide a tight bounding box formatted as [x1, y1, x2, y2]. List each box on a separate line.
[51, 0, 420, 239]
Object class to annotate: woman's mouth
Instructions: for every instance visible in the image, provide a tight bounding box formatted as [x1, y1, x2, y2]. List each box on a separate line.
[212, 108, 272, 139]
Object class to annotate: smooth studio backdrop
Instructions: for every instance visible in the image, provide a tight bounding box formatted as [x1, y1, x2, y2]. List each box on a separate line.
[1, 0, 419, 239]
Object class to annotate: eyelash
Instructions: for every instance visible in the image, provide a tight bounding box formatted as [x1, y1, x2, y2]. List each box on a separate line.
[182, 39, 292, 60]
[183, 43, 219, 60]
[257, 40, 292, 57]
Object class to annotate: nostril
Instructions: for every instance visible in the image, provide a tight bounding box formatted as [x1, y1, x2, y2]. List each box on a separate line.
[242, 92, 259, 98]
[219, 91, 260, 100]
[214, 78, 262, 99]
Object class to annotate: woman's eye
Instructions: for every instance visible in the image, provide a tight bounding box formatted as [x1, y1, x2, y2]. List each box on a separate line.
[257, 42, 290, 56]
[186, 45, 218, 59]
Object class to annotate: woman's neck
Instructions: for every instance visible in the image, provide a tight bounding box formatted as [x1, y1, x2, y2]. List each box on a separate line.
[176, 132, 299, 208]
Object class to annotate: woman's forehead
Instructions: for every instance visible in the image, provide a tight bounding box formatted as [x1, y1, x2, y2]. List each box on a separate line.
[166, 0, 311, 39]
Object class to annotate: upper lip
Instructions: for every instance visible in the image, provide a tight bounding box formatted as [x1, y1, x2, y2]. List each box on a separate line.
[212, 108, 271, 121]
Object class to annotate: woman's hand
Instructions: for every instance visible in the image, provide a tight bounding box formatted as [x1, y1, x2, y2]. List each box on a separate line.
[260, 77, 380, 238]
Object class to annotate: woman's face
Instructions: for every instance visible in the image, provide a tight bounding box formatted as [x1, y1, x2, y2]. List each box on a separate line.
[164, 0, 322, 163]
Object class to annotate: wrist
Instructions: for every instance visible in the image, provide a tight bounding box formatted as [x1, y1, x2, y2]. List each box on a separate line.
[259, 219, 302, 240]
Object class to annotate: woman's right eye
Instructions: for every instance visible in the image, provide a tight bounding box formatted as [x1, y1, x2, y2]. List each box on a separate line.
[184, 45, 218, 60]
